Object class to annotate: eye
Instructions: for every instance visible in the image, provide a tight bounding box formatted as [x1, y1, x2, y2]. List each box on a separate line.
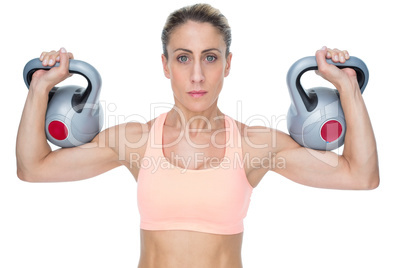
[206, 55, 217, 62]
[178, 55, 189, 63]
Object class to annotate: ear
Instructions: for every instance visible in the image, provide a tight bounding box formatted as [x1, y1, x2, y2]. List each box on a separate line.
[161, 54, 171, 79]
[224, 52, 232, 77]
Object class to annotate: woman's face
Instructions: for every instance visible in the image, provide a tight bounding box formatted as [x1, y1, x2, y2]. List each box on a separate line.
[162, 21, 232, 114]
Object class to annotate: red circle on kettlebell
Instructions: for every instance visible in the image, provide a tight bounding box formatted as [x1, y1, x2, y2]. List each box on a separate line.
[48, 120, 68, 140]
[320, 120, 342, 143]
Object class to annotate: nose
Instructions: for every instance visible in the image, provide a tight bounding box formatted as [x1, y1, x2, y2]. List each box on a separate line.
[191, 60, 205, 84]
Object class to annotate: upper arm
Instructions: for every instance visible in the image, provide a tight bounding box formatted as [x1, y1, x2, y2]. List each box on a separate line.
[20, 127, 121, 182]
[244, 126, 371, 190]
[271, 131, 372, 190]
[19, 121, 149, 183]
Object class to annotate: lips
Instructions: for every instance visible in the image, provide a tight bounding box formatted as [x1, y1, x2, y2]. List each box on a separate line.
[188, 90, 207, 98]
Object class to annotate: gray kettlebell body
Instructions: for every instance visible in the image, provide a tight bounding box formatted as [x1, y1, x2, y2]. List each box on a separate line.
[286, 56, 369, 151]
[23, 59, 103, 148]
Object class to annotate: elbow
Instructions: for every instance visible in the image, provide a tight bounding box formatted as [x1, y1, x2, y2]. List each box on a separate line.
[16, 156, 31, 182]
[16, 156, 47, 183]
[364, 164, 380, 190]
[17, 168, 29, 182]
[356, 172, 380, 190]
[17, 167, 42, 183]
[344, 158, 380, 190]
[366, 174, 380, 190]
[17, 168, 32, 182]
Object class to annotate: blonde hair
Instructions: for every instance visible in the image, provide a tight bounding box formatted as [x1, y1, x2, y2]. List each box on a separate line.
[161, 3, 231, 58]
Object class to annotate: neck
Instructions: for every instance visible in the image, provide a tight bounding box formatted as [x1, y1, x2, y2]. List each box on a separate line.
[166, 103, 224, 131]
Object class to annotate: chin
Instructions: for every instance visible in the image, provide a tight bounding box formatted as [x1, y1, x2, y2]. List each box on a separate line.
[185, 104, 210, 113]
[176, 100, 213, 115]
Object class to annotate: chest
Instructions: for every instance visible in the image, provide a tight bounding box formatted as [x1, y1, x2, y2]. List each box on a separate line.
[162, 126, 227, 170]
[137, 146, 253, 232]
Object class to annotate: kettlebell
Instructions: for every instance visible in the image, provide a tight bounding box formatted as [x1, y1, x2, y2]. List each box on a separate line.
[23, 58, 104, 148]
[286, 56, 369, 151]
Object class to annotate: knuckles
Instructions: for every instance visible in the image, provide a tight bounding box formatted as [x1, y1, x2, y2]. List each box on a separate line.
[317, 64, 330, 76]
[31, 70, 43, 79]
[57, 68, 70, 78]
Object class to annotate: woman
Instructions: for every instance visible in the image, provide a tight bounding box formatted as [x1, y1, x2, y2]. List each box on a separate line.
[16, 3, 379, 268]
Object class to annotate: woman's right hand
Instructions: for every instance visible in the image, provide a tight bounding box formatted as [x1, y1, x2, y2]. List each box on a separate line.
[30, 47, 74, 93]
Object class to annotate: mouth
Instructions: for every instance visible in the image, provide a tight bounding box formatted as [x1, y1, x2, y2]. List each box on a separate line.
[188, 90, 207, 98]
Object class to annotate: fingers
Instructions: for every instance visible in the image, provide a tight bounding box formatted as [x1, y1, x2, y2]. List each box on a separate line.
[33, 48, 75, 89]
[315, 46, 331, 78]
[40, 50, 57, 66]
[325, 47, 350, 63]
[315, 46, 356, 90]
[58, 47, 70, 70]
[40, 48, 74, 66]
[315, 46, 328, 67]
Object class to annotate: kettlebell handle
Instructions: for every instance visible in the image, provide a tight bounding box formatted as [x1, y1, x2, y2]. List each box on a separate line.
[287, 56, 369, 112]
[23, 58, 102, 115]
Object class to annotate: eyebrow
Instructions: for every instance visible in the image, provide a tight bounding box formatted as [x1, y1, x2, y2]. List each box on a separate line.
[173, 48, 222, 54]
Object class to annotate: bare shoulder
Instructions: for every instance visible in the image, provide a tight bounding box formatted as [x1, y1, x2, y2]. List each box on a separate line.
[93, 120, 150, 160]
[233, 119, 299, 186]
[94, 121, 149, 145]
[103, 119, 157, 178]
[234, 120, 295, 155]
[121, 121, 151, 140]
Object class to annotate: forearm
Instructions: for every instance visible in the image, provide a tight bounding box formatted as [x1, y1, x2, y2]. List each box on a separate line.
[339, 84, 379, 186]
[16, 87, 52, 178]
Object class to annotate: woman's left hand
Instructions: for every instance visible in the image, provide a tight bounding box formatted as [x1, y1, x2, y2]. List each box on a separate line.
[315, 46, 359, 94]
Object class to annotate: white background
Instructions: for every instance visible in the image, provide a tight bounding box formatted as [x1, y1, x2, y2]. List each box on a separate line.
[1, 0, 401, 267]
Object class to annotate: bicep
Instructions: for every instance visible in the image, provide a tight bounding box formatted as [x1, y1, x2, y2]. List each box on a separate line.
[30, 129, 121, 182]
[272, 132, 360, 190]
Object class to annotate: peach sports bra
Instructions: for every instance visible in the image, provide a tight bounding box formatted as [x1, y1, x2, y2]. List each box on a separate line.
[137, 113, 253, 235]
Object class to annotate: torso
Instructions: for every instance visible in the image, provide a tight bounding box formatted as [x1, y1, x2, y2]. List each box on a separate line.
[122, 115, 272, 186]
[117, 112, 273, 268]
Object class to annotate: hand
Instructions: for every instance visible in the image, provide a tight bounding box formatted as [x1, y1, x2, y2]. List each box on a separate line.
[30, 48, 74, 93]
[315, 46, 359, 94]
